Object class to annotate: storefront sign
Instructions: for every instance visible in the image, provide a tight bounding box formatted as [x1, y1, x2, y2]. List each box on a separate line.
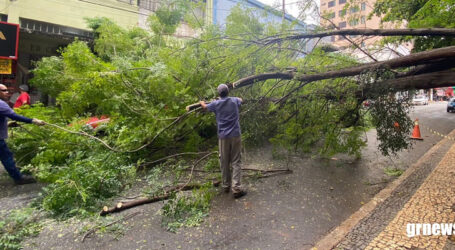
[0, 59, 12, 74]
[0, 22, 19, 60]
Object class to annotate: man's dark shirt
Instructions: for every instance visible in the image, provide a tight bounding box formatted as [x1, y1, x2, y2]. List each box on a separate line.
[0, 100, 32, 139]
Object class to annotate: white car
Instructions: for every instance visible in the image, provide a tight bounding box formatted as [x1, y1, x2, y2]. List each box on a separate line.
[412, 95, 428, 105]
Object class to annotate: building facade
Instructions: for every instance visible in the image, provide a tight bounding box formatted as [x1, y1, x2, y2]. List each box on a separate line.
[0, 0, 310, 103]
[207, 0, 315, 52]
[0, 0, 144, 102]
[320, 0, 383, 47]
[320, 0, 410, 63]
[208, 0, 305, 29]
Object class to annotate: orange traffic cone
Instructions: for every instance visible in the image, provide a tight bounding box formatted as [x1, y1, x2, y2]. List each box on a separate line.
[410, 119, 423, 140]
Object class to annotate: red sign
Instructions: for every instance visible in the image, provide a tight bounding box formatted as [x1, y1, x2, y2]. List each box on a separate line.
[0, 22, 19, 60]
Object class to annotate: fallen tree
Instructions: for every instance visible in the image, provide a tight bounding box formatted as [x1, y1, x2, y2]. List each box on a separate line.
[186, 45, 455, 110]
[233, 45, 455, 89]
[12, 5, 455, 221]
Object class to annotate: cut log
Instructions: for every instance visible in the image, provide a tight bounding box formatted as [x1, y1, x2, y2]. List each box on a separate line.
[100, 167, 294, 216]
[100, 181, 221, 216]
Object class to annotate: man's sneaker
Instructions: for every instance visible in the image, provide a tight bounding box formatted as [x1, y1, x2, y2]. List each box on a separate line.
[14, 175, 37, 185]
[233, 189, 247, 199]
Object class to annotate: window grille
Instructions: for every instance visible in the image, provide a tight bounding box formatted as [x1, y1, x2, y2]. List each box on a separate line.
[138, 0, 160, 11]
[19, 18, 93, 39]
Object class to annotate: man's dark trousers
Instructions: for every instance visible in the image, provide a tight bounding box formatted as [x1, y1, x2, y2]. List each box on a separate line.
[0, 139, 22, 181]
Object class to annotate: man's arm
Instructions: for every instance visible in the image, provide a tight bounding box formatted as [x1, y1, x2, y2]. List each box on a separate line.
[199, 101, 208, 110]
[5, 113, 45, 125]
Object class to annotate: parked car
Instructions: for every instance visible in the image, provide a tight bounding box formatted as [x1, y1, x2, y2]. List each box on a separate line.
[447, 98, 455, 112]
[412, 95, 428, 105]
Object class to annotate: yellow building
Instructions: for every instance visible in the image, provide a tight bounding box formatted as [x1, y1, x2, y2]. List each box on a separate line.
[0, 0, 141, 99]
[0, 0, 202, 102]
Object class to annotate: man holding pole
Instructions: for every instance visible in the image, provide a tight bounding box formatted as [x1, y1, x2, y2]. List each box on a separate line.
[0, 84, 45, 185]
[199, 84, 247, 198]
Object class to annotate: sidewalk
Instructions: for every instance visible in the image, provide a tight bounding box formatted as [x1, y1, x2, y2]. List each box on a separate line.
[314, 129, 455, 249]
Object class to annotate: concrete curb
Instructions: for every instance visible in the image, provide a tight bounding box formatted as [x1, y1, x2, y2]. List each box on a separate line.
[312, 128, 455, 250]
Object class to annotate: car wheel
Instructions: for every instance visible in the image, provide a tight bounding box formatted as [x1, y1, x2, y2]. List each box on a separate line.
[448, 108, 451, 112]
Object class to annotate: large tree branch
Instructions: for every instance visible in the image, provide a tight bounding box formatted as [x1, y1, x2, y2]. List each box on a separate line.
[379, 69, 455, 90]
[262, 28, 455, 45]
[232, 45, 455, 88]
[185, 46, 455, 110]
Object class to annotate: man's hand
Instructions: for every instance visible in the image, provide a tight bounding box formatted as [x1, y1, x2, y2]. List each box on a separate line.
[199, 101, 208, 109]
[7, 121, 19, 127]
[32, 118, 46, 126]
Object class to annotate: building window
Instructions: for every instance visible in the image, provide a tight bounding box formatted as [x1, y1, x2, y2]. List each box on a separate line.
[339, 0, 346, 4]
[0, 14, 7, 22]
[349, 19, 359, 26]
[339, 21, 346, 28]
[328, 1, 335, 8]
[329, 12, 336, 19]
[361, 2, 366, 11]
[117, 0, 135, 4]
[361, 16, 366, 24]
[350, 6, 359, 13]
[339, 9, 346, 17]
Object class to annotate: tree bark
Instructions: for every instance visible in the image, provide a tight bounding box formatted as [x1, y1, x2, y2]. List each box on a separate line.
[262, 28, 455, 45]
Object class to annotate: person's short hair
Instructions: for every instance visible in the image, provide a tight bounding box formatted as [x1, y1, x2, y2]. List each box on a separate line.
[217, 84, 229, 97]
[19, 85, 29, 92]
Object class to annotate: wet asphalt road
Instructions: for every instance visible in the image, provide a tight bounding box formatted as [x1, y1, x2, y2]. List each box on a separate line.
[5, 102, 455, 249]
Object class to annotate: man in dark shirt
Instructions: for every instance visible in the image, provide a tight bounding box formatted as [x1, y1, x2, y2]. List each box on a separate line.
[0, 84, 45, 185]
[200, 84, 247, 198]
